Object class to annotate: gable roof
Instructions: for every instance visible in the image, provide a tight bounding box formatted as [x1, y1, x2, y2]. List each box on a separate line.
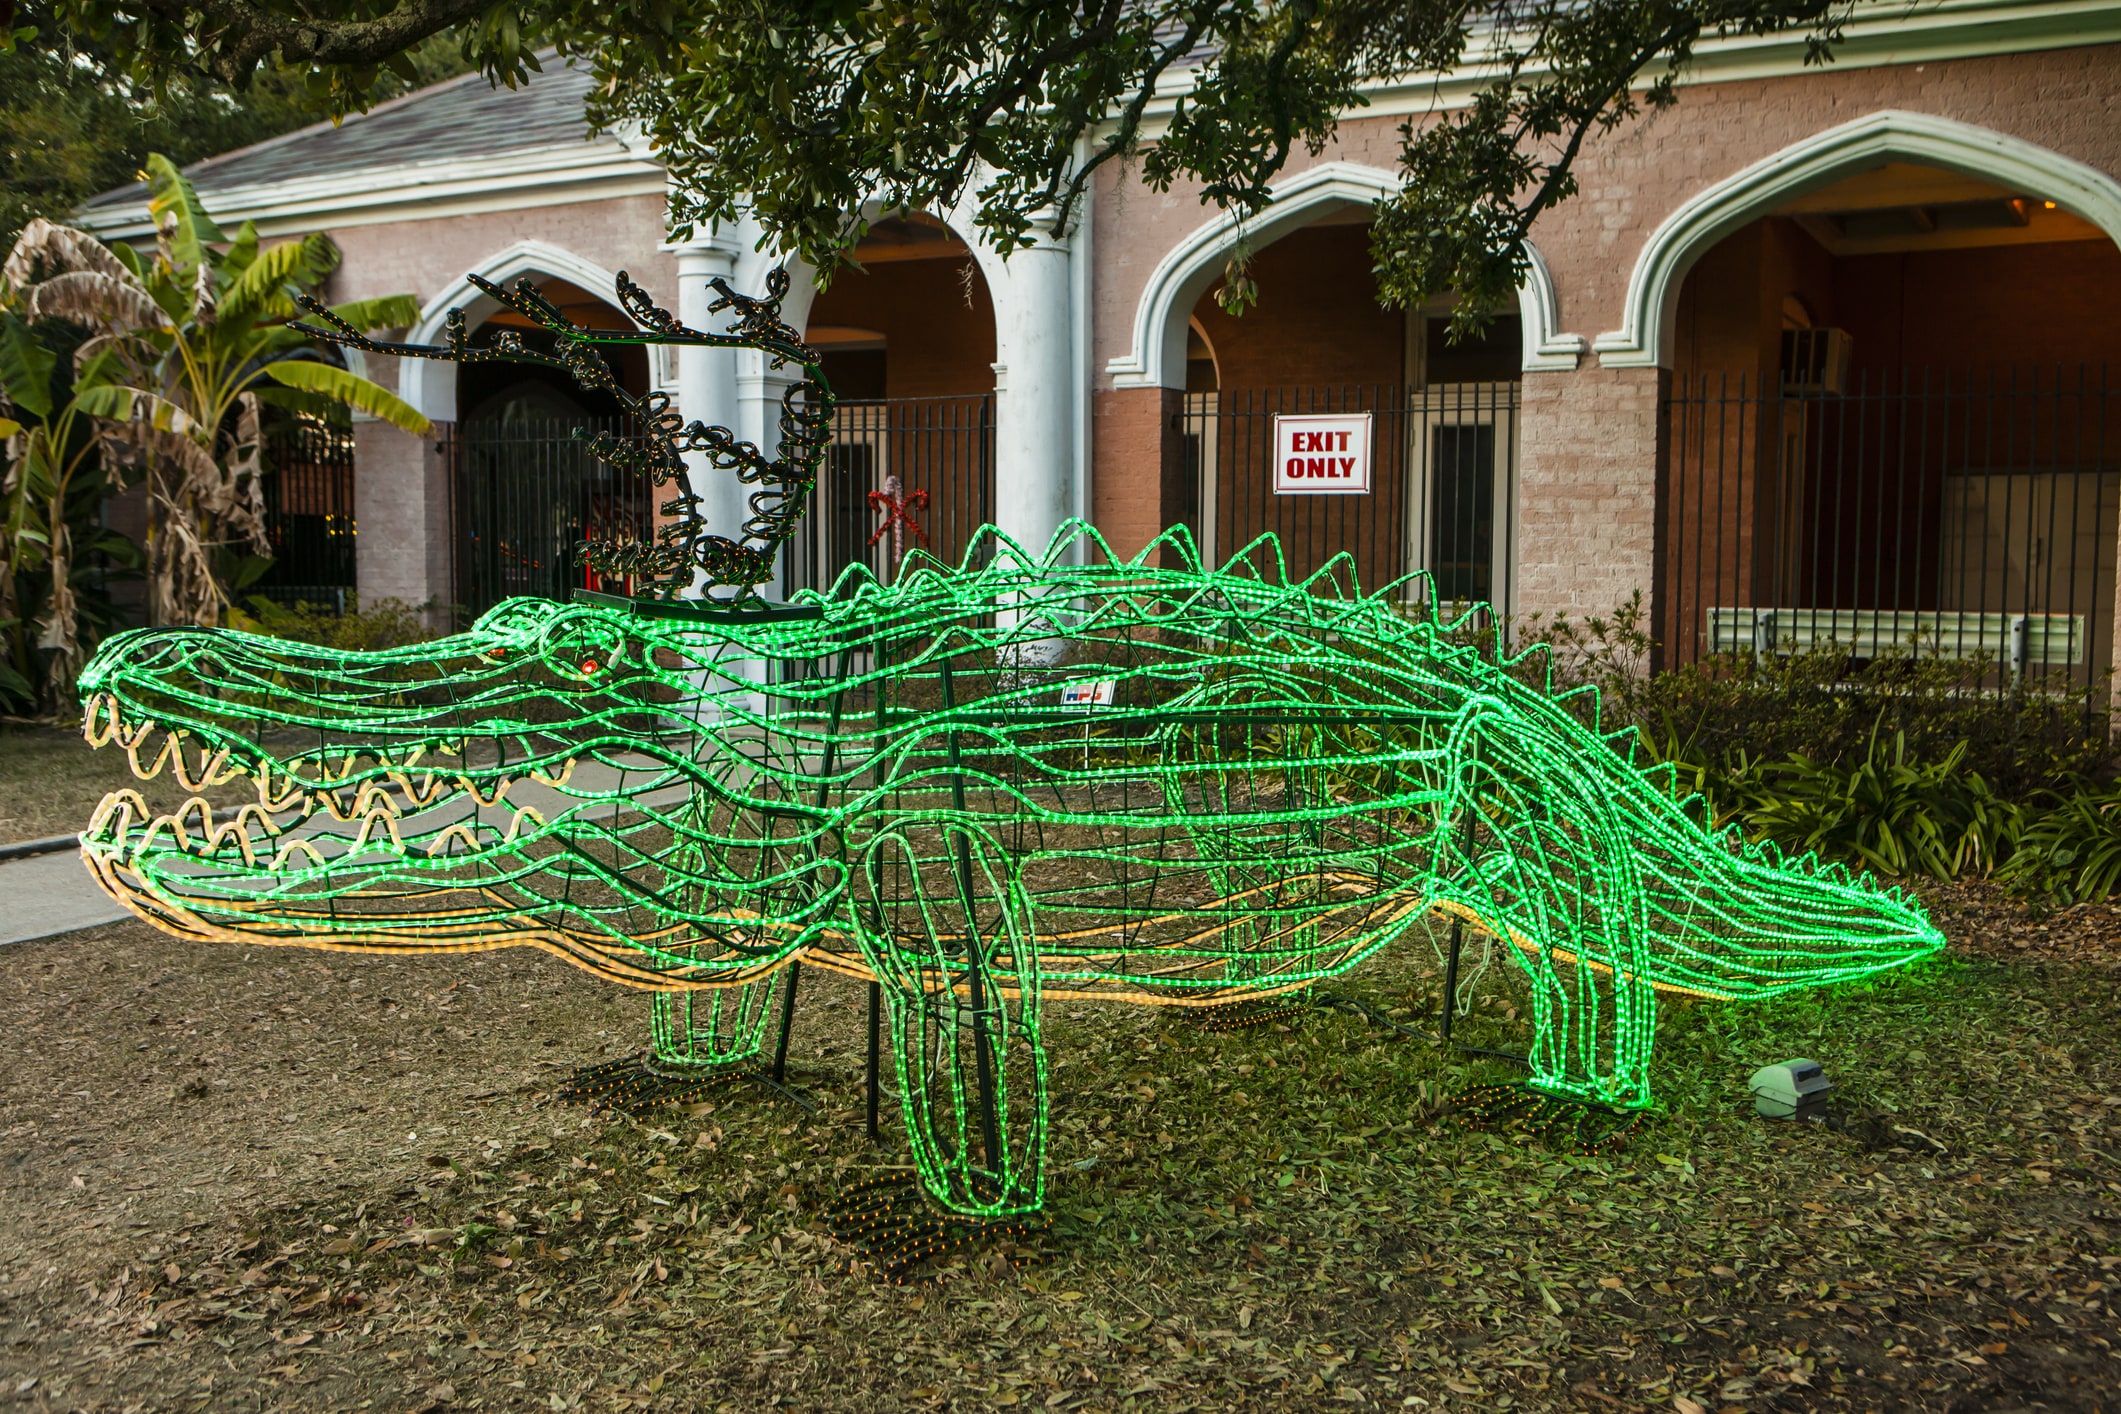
[77, 56, 664, 238]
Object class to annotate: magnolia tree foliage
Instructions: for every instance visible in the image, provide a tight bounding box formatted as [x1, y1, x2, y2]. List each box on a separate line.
[34, 0, 1847, 327]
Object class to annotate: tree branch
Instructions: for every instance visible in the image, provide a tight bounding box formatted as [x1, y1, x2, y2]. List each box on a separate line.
[108, 0, 498, 83]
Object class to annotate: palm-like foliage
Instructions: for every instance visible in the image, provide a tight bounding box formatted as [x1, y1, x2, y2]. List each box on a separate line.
[0, 313, 142, 709]
[3, 154, 427, 632]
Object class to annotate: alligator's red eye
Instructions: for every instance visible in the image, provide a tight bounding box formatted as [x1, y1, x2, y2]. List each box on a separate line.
[580, 658, 600, 675]
[486, 647, 508, 662]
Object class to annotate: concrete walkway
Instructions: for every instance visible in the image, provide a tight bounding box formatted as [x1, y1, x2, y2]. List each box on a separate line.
[0, 846, 129, 946]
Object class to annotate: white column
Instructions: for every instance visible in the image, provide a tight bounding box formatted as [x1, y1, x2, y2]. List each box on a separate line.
[991, 227, 1075, 566]
[666, 230, 769, 718]
[735, 357, 801, 600]
[667, 233, 746, 560]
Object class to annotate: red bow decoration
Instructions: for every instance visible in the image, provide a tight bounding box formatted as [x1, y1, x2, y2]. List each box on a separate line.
[866, 475, 931, 569]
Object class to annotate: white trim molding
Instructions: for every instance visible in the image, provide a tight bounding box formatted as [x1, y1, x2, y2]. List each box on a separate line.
[1118, 0, 2121, 135]
[75, 140, 664, 243]
[1594, 109, 2121, 368]
[1516, 242, 1588, 372]
[1106, 160, 1581, 388]
[398, 239, 629, 421]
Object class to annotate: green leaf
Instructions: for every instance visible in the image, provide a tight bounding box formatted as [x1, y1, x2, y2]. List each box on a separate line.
[72, 383, 199, 434]
[262, 361, 430, 433]
[222, 233, 340, 323]
[144, 152, 225, 268]
[226, 553, 276, 593]
[109, 242, 146, 282]
[224, 221, 261, 278]
[0, 311, 57, 419]
[250, 386, 336, 418]
[0, 658, 34, 712]
[0, 416, 19, 439]
[94, 531, 145, 568]
[323, 294, 422, 332]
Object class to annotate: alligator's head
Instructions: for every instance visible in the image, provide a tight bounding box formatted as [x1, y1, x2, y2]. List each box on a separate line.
[76, 595, 845, 986]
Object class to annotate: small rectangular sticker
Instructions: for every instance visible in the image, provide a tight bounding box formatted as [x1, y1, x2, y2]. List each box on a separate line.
[1060, 680, 1117, 708]
[1272, 412, 1373, 495]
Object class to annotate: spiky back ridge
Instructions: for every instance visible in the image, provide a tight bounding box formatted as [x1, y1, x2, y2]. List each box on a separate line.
[690, 515, 1932, 917]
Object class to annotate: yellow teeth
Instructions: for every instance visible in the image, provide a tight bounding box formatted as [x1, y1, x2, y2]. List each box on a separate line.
[271, 837, 330, 872]
[528, 759, 577, 789]
[83, 787, 560, 869]
[80, 697, 585, 862]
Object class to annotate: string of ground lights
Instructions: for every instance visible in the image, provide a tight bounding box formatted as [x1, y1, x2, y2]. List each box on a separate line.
[74, 262, 1943, 1274]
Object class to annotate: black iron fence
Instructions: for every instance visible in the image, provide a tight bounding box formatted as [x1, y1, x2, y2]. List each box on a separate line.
[440, 417, 656, 621]
[1662, 366, 2120, 693]
[253, 421, 357, 609]
[1180, 384, 1521, 619]
[784, 395, 996, 596]
[437, 399, 993, 620]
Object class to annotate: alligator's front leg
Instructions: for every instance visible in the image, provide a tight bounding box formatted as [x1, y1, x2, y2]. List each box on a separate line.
[648, 978, 784, 1073]
[555, 974, 788, 1112]
[855, 819, 1049, 1219]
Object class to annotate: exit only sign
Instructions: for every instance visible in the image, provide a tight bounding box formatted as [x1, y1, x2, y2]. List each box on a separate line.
[1272, 412, 1372, 495]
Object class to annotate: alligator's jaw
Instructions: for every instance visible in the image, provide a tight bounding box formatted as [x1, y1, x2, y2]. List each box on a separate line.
[74, 688, 798, 989]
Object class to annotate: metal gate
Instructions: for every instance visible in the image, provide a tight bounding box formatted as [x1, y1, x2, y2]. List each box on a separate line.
[1663, 365, 2120, 693]
[784, 395, 996, 596]
[1181, 384, 1520, 620]
[441, 417, 656, 621]
[254, 420, 357, 610]
[441, 400, 992, 620]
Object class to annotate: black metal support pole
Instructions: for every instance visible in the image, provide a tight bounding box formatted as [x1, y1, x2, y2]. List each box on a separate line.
[1440, 918, 1465, 1045]
[771, 650, 852, 1085]
[1439, 729, 1481, 1046]
[938, 656, 1004, 1177]
[866, 981, 882, 1143]
[770, 965, 801, 1083]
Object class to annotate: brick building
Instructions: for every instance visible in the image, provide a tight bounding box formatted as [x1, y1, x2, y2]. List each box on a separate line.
[78, 1, 2121, 688]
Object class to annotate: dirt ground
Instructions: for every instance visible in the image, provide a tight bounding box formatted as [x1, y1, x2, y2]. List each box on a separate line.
[1, 876, 2117, 1413]
[0, 726, 263, 845]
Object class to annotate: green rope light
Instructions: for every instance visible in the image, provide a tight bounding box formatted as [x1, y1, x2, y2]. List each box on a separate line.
[77, 522, 1943, 1218]
[75, 268, 1943, 1225]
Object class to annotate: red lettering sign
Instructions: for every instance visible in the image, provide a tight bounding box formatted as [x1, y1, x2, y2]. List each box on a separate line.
[1272, 413, 1372, 496]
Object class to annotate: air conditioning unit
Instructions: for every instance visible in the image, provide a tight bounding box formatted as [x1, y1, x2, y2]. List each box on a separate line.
[1781, 328, 1853, 394]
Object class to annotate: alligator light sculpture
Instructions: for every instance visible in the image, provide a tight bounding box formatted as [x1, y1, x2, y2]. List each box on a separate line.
[75, 266, 1943, 1249]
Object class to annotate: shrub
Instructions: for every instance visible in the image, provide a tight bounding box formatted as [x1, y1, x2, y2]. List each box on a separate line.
[1998, 781, 2121, 906]
[1524, 594, 2114, 801]
[1732, 730, 2020, 880]
[231, 595, 439, 651]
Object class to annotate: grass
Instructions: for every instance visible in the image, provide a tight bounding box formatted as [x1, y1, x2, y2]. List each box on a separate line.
[1, 897, 2116, 1412]
[0, 724, 262, 843]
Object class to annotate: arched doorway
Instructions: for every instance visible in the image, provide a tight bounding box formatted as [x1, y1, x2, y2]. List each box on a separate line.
[1178, 207, 1524, 611]
[447, 273, 659, 614]
[793, 213, 999, 591]
[1652, 128, 2121, 692]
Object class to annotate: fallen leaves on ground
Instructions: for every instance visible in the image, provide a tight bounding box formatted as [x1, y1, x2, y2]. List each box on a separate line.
[1, 884, 2116, 1411]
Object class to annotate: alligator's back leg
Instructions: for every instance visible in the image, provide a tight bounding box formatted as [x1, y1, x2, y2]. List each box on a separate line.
[1436, 709, 1659, 1110]
[851, 819, 1049, 1221]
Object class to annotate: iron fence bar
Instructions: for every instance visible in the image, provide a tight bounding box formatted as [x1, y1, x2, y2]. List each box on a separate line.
[2094, 365, 2113, 719]
[1661, 363, 2120, 702]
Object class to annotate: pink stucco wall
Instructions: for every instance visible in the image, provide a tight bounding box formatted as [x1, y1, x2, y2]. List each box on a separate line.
[326, 193, 680, 396]
[1092, 43, 2121, 377]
